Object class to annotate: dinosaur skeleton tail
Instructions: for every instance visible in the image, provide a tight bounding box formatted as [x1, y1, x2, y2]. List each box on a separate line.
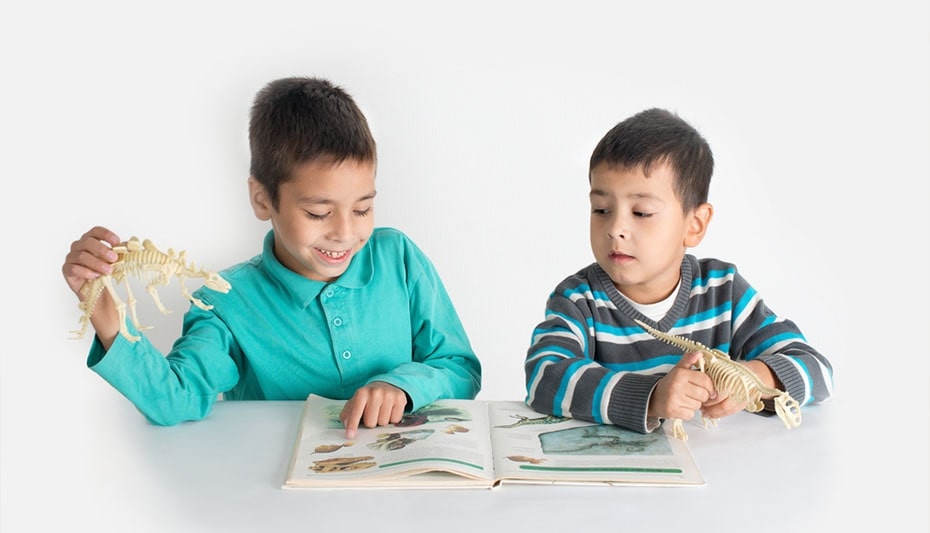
[69, 281, 108, 339]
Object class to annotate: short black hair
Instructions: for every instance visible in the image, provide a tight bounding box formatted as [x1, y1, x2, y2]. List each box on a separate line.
[589, 108, 713, 213]
[249, 77, 377, 209]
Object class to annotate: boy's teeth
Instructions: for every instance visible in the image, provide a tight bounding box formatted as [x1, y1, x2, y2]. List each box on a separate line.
[321, 249, 347, 258]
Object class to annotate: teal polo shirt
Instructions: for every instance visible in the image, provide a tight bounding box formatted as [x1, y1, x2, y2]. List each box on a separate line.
[88, 228, 481, 426]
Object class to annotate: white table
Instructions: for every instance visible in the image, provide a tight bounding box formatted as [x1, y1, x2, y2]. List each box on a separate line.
[5, 399, 918, 532]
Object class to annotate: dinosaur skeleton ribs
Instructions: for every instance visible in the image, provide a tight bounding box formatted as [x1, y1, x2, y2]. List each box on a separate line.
[633, 319, 802, 441]
[69, 236, 231, 343]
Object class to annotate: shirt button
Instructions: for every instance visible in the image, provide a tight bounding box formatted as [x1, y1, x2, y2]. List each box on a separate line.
[333, 317, 343, 326]
[325, 290, 335, 298]
[342, 350, 351, 360]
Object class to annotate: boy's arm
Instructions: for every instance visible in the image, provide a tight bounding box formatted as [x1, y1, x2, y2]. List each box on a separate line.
[362, 257, 481, 411]
[524, 294, 662, 434]
[87, 304, 241, 426]
[729, 273, 834, 408]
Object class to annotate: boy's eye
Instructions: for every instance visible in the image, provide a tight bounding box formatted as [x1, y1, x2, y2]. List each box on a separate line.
[305, 211, 328, 220]
[591, 208, 610, 215]
[354, 207, 372, 217]
[633, 211, 653, 218]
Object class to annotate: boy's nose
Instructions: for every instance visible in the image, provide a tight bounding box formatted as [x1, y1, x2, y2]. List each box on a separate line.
[607, 224, 627, 240]
[607, 214, 631, 240]
[329, 215, 354, 241]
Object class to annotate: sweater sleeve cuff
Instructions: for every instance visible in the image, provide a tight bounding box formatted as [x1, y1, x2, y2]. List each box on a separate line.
[607, 373, 663, 433]
[759, 355, 807, 406]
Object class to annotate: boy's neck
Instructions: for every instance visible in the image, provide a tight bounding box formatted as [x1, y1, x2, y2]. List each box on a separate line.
[617, 277, 681, 320]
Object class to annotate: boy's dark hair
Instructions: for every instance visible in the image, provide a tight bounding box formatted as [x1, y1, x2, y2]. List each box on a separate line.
[589, 108, 713, 213]
[249, 77, 377, 209]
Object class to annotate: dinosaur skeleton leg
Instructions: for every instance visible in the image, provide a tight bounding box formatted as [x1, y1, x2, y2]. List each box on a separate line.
[105, 276, 140, 342]
[120, 276, 152, 333]
[140, 265, 174, 315]
[177, 273, 213, 310]
[69, 304, 92, 340]
[144, 282, 172, 315]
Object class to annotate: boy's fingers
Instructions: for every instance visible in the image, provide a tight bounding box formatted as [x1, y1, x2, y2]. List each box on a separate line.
[340, 401, 365, 439]
[391, 399, 406, 424]
[85, 226, 121, 247]
[362, 398, 384, 429]
[676, 351, 702, 369]
[377, 405, 393, 427]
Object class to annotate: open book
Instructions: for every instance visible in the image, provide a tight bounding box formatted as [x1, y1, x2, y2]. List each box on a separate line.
[283, 395, 704, 489]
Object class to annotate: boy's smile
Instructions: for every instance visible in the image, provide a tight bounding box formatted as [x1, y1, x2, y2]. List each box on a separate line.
[250, 159, 377, 282]
[589, 161, 710, 305]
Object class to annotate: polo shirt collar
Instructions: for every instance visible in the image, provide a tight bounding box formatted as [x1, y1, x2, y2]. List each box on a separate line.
[260, 230, 374, 308]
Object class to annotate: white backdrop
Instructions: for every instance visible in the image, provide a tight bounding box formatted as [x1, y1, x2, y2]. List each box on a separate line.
[2, 1, 928, 531]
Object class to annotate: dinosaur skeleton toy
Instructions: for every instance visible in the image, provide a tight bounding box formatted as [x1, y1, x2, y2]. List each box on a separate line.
[634, 319, 802, 440]
[70, 236, 231, 343]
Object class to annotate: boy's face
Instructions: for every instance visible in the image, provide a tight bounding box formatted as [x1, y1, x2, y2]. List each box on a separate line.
[250, 159, 376, 282]
[589, 161, 711, 304]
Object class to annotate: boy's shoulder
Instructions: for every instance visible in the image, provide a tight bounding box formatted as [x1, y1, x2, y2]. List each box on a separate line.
[369, 227, 432, 255]
[365, 227, 436, 270]
[216, 254, 263, 284]
[687, 254, 740, 277]
[370, 226, 408, 243]
[550, 263, 604, 294]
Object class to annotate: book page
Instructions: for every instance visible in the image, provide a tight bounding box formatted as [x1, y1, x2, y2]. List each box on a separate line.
[284, 395, 496, 488]
[487, 401, 704, 486]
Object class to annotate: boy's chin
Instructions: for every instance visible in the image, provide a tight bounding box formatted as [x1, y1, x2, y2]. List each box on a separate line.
[318, 264, 350, 280]
[595, 261, 634, 289]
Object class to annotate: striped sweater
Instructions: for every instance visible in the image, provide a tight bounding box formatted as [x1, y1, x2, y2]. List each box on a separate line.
[524, 255, 833, 433]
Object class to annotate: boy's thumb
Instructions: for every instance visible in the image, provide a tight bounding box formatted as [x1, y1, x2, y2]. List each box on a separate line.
[677, 351, 703, 369]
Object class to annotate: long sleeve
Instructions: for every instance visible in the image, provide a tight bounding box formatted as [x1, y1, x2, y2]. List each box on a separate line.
[524, 273, 664, 434]
[719, 270, 833, 408]
[363, 234, 482, 410]
[87, 308, 241, 426]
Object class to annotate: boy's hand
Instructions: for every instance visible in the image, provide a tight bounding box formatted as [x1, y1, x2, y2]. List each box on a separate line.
[339, 382, 408, 439]
[649, 352, 715, 420]
[700, 360, 770, 419]
[63, 226, 122, 347]
[700, 390, 747, 420]
[63, 226, 121, 298]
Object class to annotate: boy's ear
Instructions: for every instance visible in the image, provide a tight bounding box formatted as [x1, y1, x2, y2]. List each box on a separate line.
[248, 176, 273, 221]
[683, 202, 713, 247]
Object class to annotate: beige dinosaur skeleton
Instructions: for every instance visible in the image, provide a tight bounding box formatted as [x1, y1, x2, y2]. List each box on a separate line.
[70, 236, 231, 343]
[634, 319, 802, 441]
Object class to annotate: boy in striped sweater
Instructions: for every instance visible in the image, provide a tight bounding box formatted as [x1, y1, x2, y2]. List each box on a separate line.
[524, 109, 833, 434]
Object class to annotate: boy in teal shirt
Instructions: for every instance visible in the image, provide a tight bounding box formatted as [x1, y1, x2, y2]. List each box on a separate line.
[63, 77, 481, 438]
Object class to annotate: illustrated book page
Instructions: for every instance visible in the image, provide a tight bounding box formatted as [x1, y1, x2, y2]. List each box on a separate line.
[284, 395, 496, 489]
[283, 395, 704, 489]
[487, 401, 704, 486]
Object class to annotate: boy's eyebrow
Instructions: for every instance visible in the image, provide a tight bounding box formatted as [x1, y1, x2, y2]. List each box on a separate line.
[298, 190, 378, 205]
[589, 189, 661, 201]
